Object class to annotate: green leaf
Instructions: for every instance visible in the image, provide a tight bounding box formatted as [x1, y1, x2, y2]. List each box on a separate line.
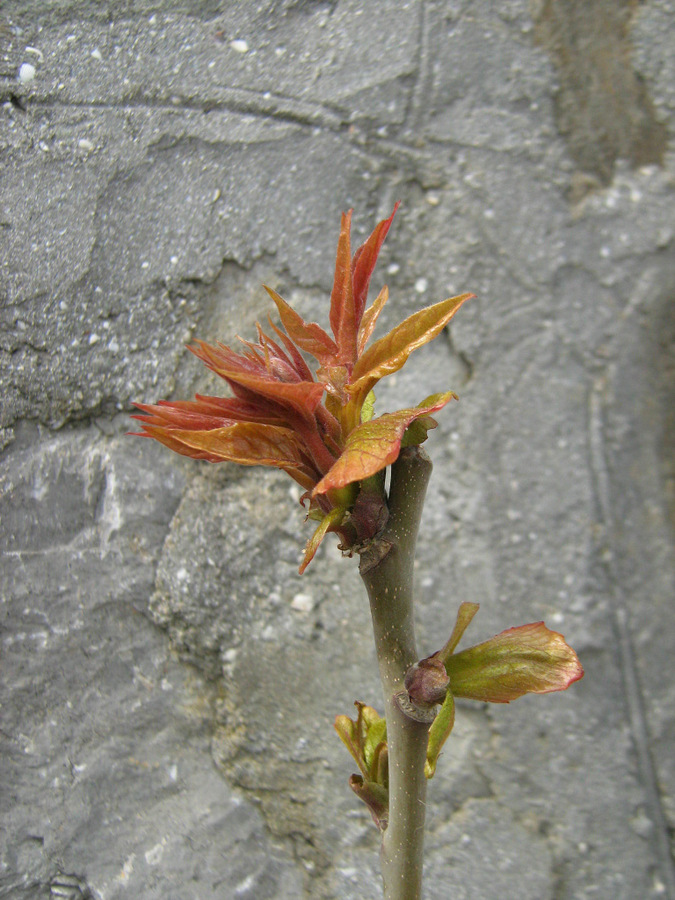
[445, 622, 585, 703]
[363, 716, 387, 773]
[361, 390, 376, 423]
[400, 415, 437, 448]
[438, 601, 481, 663]
[335, 713, 370, 780]
[347, 293, 473, 409]
[334, 702, 387, 782]
[425, 690, 455, 779]
[313, 393, 457, 496]
[348, 775, 389, 831]
[373, 741, 388, 788]
[299, 506, 345, 574]
[359, 701, 385, 734]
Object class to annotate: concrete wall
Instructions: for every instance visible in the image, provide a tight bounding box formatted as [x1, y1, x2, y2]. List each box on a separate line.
[1, 2, 674, 897]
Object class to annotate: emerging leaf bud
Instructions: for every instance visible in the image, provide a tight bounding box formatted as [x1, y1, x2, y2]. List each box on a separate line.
[334, 702, 388, 786]
[335, 702, 390, 830]
[351, 485, 389, 544]
[445, 622, 584, 703]
[404, 654, 450, 707]
[422, 606, 584, 780]
[348, 775, 389, 832]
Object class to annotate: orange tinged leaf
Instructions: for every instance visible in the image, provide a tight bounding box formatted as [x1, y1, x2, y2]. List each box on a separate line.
[142, 421, 315, 474]
[131, 426, 226, 463]
[313, 392, 457, 496]
[348, 293, 474, 408]
[357, 285, 389, 355]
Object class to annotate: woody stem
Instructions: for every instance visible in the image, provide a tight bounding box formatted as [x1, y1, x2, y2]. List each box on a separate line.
[359, 447, 432, 900]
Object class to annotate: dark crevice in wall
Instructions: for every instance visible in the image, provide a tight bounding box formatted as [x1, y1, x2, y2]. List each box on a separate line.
[532, 0, 667, 187]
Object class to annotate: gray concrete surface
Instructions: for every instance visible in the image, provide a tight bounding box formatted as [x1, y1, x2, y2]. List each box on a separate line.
[1, 1, 674, 898]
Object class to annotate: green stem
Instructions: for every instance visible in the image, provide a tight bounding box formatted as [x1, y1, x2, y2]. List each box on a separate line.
[359, 447, 433, 900]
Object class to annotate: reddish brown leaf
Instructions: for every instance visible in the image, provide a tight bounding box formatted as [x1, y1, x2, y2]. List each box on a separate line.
[264, 286, 338, 366]
[266, 316, 315, 382]
[189, 341, 326, 422]
[132, 396, 284, 429]
[132, 207, 476, 576]
[351, 202, 399, 323]
[132, 403, 233, 431]
[131, 426, 224, 462]
[329, 210, 358, 366]
[313, 392, 456, 495]
[254, 325, 304, 382]
[142, 421, 315, 474]
[190, 394, 287, 423]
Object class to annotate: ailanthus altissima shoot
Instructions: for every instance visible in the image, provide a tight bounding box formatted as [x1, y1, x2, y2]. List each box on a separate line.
[131, 205, 584, 900]
[132, 204, 472, 572]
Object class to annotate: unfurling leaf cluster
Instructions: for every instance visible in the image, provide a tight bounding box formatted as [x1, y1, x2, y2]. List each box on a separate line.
[335, 702, 389, 830]
[340, 604, 584, 787]
[132, 205, 472, 570]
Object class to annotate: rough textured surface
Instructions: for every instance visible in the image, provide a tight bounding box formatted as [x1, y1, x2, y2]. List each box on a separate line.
[1, 1, 674, 898]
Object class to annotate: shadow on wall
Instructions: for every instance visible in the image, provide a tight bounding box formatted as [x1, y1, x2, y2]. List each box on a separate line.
[533, 0, 667, 190]
[604, 246, 675, 571]
[651, 260, 675, 534]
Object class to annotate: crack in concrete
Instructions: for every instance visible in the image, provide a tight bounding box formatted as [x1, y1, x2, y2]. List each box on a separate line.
[588, 377, 675, 900]
[402, 0, 431, 139]
[441, 325, 473, 388]
[1, 82, 351, 131]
